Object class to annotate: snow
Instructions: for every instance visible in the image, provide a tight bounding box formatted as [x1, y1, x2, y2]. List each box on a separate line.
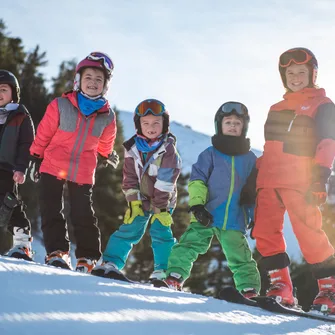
[1, 255, 334, 335]
[118, 110, 303, 261]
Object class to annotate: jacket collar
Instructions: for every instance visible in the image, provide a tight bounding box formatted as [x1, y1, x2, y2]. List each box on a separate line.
[283, 87, 326, 102]
[62, 91, 110, 113]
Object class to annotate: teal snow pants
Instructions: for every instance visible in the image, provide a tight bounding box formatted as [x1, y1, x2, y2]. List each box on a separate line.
[103, 213, 176, 270]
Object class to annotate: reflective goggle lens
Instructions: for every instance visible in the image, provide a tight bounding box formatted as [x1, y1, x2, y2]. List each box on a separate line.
[279, 49, 311, 68]
[87, 52, 114, 74]
[135, 100, 165, 116]
[220, 102, 249, 117]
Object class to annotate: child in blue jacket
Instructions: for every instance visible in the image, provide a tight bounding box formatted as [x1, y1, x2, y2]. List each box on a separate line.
[164, 101, 260, 297]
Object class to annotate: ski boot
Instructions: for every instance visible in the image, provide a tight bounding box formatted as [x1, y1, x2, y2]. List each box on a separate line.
[241, 288, 258, 299]
[6, 227, 33, 261]
[164, 272, 184, 291]
[45, 250, 71, 270]
[149, 269, 167, 281]
[311, 276, 335, 315]
[266, 267, 297, 307]
[91, 261, 122, 277]
[75, 258, 97, 274]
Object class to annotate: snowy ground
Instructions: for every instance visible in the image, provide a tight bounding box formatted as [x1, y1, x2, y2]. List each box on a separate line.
[1, 256, 335, 335]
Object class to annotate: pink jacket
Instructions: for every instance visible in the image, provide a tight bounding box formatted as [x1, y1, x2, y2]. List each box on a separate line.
[30, 91, 117, 184]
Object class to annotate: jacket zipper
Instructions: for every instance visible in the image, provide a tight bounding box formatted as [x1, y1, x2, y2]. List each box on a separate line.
[223, 156, 235, 230]
[287, 114, 297, 132]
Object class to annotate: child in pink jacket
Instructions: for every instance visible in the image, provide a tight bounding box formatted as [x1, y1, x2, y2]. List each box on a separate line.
[30, 52, 118, 272]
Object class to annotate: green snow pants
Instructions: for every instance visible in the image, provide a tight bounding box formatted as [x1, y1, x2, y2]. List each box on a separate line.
[166, 222, 260, 292]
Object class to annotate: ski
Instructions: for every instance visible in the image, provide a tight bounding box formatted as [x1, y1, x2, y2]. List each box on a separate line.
[151, 279, 170, 289]
[47, 260, 72, 270]
[218, 286, 335, 323]
[7, 251, 33, 262]
[91, 267, 139, 283]
[218, 286, 258, 307]
[91, 269, 173, 288]
[254, 296, 335, 323]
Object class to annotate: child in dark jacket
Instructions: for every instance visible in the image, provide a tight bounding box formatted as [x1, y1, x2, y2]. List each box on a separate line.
[92, 99, 181, 281]
[0, 70, 35, 260]
[164, 102, 260, 297]
[29, 52, 118, 273]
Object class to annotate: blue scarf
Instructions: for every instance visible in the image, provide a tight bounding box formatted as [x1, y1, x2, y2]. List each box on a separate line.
[134, 136, 164, 153]
[77, 92, 106, 116]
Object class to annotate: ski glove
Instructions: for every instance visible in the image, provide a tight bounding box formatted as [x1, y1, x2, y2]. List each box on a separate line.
[150, 211, 173, 227]
[123, 200, 145, 224]
[305, 165, 331, 206]
[29, 155, 43, 183]
[98, 151, 120, 169]
[189, 205, 213, 227]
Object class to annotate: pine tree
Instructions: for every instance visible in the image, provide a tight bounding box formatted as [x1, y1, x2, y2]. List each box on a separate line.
[51, 59, 77, 98]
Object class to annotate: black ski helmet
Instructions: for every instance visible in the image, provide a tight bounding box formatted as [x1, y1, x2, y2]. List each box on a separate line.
[0, 70, 20, 103]
[278, 47, 318, 89]
[134, 99, 170, 136]
[214, 101, 249, 137]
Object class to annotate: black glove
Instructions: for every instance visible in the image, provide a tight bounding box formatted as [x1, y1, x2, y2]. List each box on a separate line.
[29, 155, 43, 183]
[305, 165, 331, 206]
[189, 205, 213, 227]
[98, 151, 119, 169]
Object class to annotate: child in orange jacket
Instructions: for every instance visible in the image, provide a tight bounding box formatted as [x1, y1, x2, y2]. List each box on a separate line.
[254, 47, 335, 312]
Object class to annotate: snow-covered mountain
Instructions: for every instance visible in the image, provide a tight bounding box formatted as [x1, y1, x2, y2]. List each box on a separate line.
[1, 255, 334, 335]
[118, 110, 302, 262]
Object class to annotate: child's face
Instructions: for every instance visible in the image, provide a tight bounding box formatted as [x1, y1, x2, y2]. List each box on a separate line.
[221, 114, 243, 136]
[0, 84, 12, 107]
[80, 68, 105, 97]
[285, 63, 309, 92]
[140, 114, 164, 139]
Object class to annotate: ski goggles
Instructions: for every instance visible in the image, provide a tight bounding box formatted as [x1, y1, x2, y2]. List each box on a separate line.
[219, 102, 249, 118]
[279, 49, 312, 68]
[135, 99, 166, 116]
[87, 52, 114, 75]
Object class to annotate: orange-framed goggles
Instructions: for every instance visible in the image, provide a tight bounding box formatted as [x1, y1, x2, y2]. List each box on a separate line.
[135, 99, 166, 116]
[279, 49, 313, 68]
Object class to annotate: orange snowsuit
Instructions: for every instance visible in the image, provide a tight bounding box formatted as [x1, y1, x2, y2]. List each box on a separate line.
[254, 87, 335, 266]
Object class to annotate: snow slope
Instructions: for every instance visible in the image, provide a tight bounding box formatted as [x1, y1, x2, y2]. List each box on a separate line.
[0, 256, 334, 335]
[118, 110, 303, 261]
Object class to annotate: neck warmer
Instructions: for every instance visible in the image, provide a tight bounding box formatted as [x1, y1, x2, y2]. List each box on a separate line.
[0, 103, 19, 124]
[134, 135, 165, 153]
[77, 92, 106, 116]
[211, 134, 250, 156]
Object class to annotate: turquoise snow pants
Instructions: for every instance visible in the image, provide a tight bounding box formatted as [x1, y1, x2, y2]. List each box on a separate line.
[103, 213, 176, 270]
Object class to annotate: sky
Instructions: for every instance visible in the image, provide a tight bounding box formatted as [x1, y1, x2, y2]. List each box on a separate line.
[1, 254, 334, 335]
[3, 0, 335, 149]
